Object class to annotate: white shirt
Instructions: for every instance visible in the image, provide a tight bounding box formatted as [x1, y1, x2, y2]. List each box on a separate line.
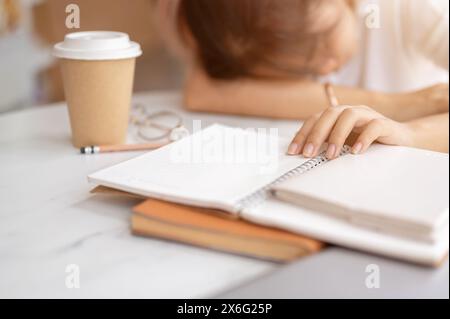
[327, 0, 449, 93]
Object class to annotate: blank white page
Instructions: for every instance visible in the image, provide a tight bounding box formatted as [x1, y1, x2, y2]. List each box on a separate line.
[274, 144, 449, 230]
[88, 124, 310, 213]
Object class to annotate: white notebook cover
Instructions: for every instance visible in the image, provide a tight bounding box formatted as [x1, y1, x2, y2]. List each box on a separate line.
[242, 198, 449, 266]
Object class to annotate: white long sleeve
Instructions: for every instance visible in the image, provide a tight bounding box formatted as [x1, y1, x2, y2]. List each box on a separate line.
[402, 0, 449, 70]
[329, 0, 449, 93]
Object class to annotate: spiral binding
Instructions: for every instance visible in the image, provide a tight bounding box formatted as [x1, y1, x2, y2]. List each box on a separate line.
[235, 145, 351, 212]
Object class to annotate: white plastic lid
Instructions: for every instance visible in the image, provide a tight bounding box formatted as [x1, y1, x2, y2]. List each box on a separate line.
[53, 31, 142, 60]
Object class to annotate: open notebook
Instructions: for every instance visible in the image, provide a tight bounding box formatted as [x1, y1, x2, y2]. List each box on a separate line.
[272, 146, 449, 244]
[88, 124, 449, 266]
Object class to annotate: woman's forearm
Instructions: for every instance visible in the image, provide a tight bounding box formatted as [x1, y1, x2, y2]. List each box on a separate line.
[185, 78, 328, 119]
[185, 75, 398, 120]
[183, 68, 448, 121]
[406, 113, 449, 153]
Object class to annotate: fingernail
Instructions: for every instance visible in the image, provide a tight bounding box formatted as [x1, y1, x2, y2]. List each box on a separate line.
[352, 142, 363, 154]
[326, 144, 336, 159]
[303, 143, 315, 157]
[287, 143, 300, 155]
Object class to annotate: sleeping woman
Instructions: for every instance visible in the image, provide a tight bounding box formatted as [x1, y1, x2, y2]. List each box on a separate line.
[157, 0, 449, 158]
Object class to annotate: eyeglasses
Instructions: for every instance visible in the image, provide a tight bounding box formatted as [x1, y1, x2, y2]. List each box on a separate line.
[129, 103, 189, 142]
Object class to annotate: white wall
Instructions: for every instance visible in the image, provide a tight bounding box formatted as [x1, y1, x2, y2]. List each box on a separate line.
[0, 0, 51, 113]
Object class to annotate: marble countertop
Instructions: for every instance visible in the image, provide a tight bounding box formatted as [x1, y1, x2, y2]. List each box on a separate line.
[3, 91, 447, 298]
[0, 92, 302, 298]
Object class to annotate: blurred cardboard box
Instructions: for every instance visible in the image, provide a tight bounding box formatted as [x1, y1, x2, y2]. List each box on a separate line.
[32, 0, 169, 103]
[33, 0, 159, 52]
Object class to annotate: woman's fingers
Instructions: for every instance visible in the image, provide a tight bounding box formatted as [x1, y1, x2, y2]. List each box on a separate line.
[327, 108, 364, 159]
[288, 105, 386, 158]
[301, 107, 345, 157]
[287, 114, 320, 155]
[352, 119, 386, 154]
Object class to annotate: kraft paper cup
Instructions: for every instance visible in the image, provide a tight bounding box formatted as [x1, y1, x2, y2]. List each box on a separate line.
[53, 31, 142, 147]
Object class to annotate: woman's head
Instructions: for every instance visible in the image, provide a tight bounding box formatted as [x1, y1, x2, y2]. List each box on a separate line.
[177, 0, 358, 80]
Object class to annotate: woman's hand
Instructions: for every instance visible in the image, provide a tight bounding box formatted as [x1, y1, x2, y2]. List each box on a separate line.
[404, 83, 448, 119]
[413, 83, 449, 115]
[391, 84, 450, 121]
[287, 105, 415, 159]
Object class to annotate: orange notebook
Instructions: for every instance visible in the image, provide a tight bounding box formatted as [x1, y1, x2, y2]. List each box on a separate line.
[91, 186, 324, 262]
[132, 199, 324, 262]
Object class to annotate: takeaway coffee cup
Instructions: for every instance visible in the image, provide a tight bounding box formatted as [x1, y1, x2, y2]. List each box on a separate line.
[53, 31, 142, 147]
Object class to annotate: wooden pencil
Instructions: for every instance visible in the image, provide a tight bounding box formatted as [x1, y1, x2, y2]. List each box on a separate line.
[80, 142, 169, 154]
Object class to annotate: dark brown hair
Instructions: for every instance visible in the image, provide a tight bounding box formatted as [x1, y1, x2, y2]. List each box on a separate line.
[177, 0, 348, 79]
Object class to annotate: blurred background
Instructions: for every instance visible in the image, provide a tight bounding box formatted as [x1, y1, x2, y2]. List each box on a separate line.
[0, 0, 183, 113]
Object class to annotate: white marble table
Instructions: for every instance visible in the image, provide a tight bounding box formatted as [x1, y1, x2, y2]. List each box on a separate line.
[2, 92, 448, 299]
[0, 92, 302, 298]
